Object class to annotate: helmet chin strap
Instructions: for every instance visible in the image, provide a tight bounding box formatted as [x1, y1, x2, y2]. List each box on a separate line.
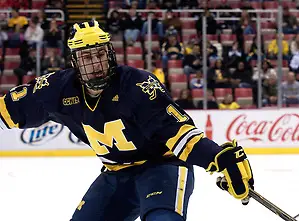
[85, 77, 109, 90]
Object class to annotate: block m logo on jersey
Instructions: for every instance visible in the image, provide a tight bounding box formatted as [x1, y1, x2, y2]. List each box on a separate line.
[83, 119, 136, 155]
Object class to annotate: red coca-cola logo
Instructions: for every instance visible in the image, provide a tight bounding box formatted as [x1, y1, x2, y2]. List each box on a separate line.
[226, 114, 299, 142]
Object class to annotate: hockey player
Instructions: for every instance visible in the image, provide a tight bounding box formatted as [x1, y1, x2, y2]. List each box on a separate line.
[0, 20, 254, 221]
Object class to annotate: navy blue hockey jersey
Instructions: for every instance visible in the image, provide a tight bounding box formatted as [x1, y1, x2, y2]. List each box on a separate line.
[0, 66, 222, 170]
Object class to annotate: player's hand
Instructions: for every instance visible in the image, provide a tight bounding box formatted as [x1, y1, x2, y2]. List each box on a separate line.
[206, 140, 254, 204]
[216, 176, 251, 205]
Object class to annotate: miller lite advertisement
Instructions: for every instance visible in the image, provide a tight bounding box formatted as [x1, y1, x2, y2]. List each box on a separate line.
[0, 121, 89, 151]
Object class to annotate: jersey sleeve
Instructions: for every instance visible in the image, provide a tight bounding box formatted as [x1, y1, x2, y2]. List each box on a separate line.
[0, 71, 64, 130]
[122, 68, 222, 169]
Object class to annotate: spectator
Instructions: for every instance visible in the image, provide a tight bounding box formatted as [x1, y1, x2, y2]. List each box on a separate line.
[13, 43, 36, 86]
[252, 59, 276, 106]
[184, 36, 199, 55]
[216, 0, 235, 30]
[161, 28, 184, 71]
[290, 38, 299, 76]
[290, 34, 299, 55]
[189, 70, 203, 89]
[289, 51, 299, 73]
[267, 33, 289, 59]
[207, 59, 231, 89]
[262, 73, 278, 106]
[2, 8, 27, 59]
[226, 41, 243, 69]
[282, 72, 299, 105]
[121, 9, 143, 46]
[252, 59, 276, 82]
[175, 89, 195, 109]
[141, 12, 164, 39]
[247, 35, 265, 61]
[196, 9, 217, 35]
[24, 16, 44, 47]
[162, 10, 182, 38]
[282, 7, 299, 34]
[207, 40, 219, 64]
[197, 89, 219, 109]
[124, 0, 139, 9]
[231, 61, 253, 88]
[234, 10, 254, 52]
[239, 11, 255, 35]
[7, 8, 28, 32]
[41, 48, 64, 75]
[0, 24, 7, 48]
[44, 19, 62, 50]
[219, 93, 240, 110]
[106, 10, 122, 35]
[37, 10, 50, 30]
[183, 43, 202, 78]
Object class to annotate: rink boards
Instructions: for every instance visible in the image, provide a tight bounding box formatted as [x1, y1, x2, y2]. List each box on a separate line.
[0, 108, 298, 156]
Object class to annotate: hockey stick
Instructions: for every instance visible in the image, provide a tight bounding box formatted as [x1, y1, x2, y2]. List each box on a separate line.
[249, 189, 297, 221]
[294, 214, 299, 219]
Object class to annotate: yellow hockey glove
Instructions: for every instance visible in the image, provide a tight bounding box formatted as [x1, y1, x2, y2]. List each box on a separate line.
[206, 140, 254, 203]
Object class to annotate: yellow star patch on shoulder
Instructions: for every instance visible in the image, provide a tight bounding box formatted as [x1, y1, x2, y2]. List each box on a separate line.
[136, 75, 165, 100]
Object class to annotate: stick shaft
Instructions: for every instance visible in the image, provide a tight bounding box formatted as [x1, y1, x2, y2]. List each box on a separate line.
[249, 189, 297, 221]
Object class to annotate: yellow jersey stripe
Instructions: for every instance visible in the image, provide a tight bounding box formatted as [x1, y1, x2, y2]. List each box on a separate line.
[166, 124, 195, 151]
[173, 129, 202, 156]
[178, 134, 204, 161]
[0, 96, 19, 128]
[175, 166, 188, 216]
[163, 150, 175, 157]
[103, 160, 147, 171]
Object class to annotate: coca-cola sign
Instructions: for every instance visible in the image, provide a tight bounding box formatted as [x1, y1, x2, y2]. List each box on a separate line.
[226, 113, 299, 143]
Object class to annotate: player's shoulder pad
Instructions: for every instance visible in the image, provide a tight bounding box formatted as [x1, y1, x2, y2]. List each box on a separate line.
[117, 65, 166, 101]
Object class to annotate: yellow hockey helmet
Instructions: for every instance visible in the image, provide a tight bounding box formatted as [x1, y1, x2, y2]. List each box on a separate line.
[68, 20, 117, 90]
[68, 20, 111, 50]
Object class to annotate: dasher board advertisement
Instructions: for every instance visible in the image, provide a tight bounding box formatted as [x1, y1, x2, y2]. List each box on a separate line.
[0, 121, 92, 156]
[188, 108, 299, 153]
[0, 108, 298, 156]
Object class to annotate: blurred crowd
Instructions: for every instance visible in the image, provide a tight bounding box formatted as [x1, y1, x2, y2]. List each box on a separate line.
[106, 0, 299, 109]
[0, 0, 65, 87]
[0, 0, 299, 109]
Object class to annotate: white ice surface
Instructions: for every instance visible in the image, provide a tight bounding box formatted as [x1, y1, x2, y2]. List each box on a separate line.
[0, 155, 299, 221]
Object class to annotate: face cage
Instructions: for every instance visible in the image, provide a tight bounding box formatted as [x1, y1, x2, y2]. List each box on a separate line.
[71, 42, 117, 90]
